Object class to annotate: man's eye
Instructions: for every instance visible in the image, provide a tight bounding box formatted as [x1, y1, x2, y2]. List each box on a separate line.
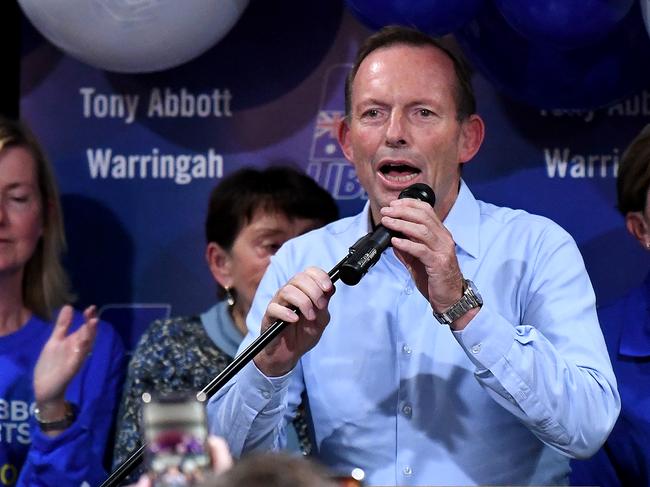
[419, 108, 433, 117]
[362, 109, 380, 118]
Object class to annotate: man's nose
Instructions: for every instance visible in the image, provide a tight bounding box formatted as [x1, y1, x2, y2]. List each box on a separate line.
[385, 111, 408, 148]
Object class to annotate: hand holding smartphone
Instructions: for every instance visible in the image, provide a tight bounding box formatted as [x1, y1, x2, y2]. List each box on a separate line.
[141, 392, 211, 487]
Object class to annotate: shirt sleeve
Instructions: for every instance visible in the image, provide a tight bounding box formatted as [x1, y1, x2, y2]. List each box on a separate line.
[207, 250, 305, 458]
[207, 360, 297, 457]
[452, 224, 620, 459]
[18, 321, 126, 487]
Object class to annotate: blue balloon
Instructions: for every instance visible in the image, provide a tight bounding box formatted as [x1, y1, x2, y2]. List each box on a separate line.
[455, 2, 650, 109]
[495, 0, 634, 49]
[346, 0, 485, 36]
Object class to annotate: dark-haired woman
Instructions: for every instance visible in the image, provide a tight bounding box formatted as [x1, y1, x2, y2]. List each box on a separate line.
[113, 166, 338, 481]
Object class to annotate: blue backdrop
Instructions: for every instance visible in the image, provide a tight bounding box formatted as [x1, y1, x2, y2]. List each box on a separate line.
[19, 1, 650, 351]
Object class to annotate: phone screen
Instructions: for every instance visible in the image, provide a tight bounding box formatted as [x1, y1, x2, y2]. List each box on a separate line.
[141, 392, 211, 487]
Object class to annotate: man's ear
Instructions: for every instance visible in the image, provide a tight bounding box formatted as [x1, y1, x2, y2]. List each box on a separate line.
[206, 242, 232, 289]
[338, 117, 354, 163]
[625, 211, 650, 249]
[458, 114, 485, 164]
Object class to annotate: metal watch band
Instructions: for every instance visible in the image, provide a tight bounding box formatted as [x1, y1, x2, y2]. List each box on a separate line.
[34, 401, 77, 432]
[433, 279, 483, 325]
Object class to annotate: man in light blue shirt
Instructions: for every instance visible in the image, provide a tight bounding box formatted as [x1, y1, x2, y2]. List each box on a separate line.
[207, 26, 620, 485]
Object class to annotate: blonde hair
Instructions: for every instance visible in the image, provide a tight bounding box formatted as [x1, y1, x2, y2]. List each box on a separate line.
[0, 117, 72, 319]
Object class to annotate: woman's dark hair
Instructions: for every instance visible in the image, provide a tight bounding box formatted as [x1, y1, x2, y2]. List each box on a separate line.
[617, 124, 650, 215]
[205, 166, 338, 251]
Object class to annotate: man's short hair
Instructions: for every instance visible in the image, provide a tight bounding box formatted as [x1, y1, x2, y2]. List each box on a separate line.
[617, 124, 650, 215]
[344, 25, 476, 121]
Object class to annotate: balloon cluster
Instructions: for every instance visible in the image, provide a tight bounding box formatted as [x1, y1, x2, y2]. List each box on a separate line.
[346, 0, 650, 109]
[19, 0, 249, 73]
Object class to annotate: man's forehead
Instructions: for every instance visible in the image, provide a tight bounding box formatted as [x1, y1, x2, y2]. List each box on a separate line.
[361, 42, 449, 67]
[354, 44, 454, 85]
[351, 44, 456, 99]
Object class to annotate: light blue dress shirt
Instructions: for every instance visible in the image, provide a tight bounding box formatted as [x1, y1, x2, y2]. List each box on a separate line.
[207, 181, 620, 486]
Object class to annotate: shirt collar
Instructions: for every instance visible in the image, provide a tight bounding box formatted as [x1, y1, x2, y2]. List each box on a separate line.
[441, 180, 480, 259]
[618, 272, 650, 358]
[358, 201, 374, 234]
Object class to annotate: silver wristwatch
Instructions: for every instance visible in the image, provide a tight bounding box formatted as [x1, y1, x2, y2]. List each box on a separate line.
[432, 279, 483, 325]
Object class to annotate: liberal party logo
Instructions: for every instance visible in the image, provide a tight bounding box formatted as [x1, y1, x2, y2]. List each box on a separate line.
[311, 110, 345, 160]
[308, 64, 365, 201]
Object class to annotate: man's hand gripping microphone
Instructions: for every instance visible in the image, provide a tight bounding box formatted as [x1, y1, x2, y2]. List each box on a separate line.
[338, 183, 436, 286]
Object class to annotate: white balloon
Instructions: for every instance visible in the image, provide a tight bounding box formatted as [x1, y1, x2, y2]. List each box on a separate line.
[19, 0, 249, 73]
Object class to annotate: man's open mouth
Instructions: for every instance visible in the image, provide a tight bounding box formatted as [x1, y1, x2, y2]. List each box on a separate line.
[379, 162, 421, 183]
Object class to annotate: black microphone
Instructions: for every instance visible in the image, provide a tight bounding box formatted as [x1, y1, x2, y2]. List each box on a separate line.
[338, 183, 436, 286]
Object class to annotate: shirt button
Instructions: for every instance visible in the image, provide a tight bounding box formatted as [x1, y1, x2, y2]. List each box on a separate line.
[403, 465, 412, 476]
[471, 343, 481, 354]
[261, 390, 271, 399]
[405, 286, 413, 295]
[402, 344, 412, 355]
[402, 404, 412, 417]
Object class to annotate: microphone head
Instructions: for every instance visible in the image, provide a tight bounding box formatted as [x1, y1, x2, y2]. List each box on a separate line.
[398, 183, 436, 207]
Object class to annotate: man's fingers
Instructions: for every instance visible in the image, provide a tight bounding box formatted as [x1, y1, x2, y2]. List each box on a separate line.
[277, 283, 319, 321]
[383, 216, 431, 243]
[266, 302, 300, 324]
[382, 199, 442, 228]
[303, 266, 333, 294]
[381, 200, 456, 254]
[391, 236, 429, 260]
[275, 269, 331, 319]
[296, 267, 332, 310]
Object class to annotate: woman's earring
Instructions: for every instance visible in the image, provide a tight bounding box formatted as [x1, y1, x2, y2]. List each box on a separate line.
[225, 286, 236, 307]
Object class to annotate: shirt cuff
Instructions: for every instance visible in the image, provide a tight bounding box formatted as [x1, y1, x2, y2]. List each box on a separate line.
[452, 305, 517, 370]
[237, 360, 293, 412]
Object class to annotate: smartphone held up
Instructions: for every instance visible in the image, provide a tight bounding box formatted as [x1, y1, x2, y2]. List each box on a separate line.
[141, 392, 211, 487]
